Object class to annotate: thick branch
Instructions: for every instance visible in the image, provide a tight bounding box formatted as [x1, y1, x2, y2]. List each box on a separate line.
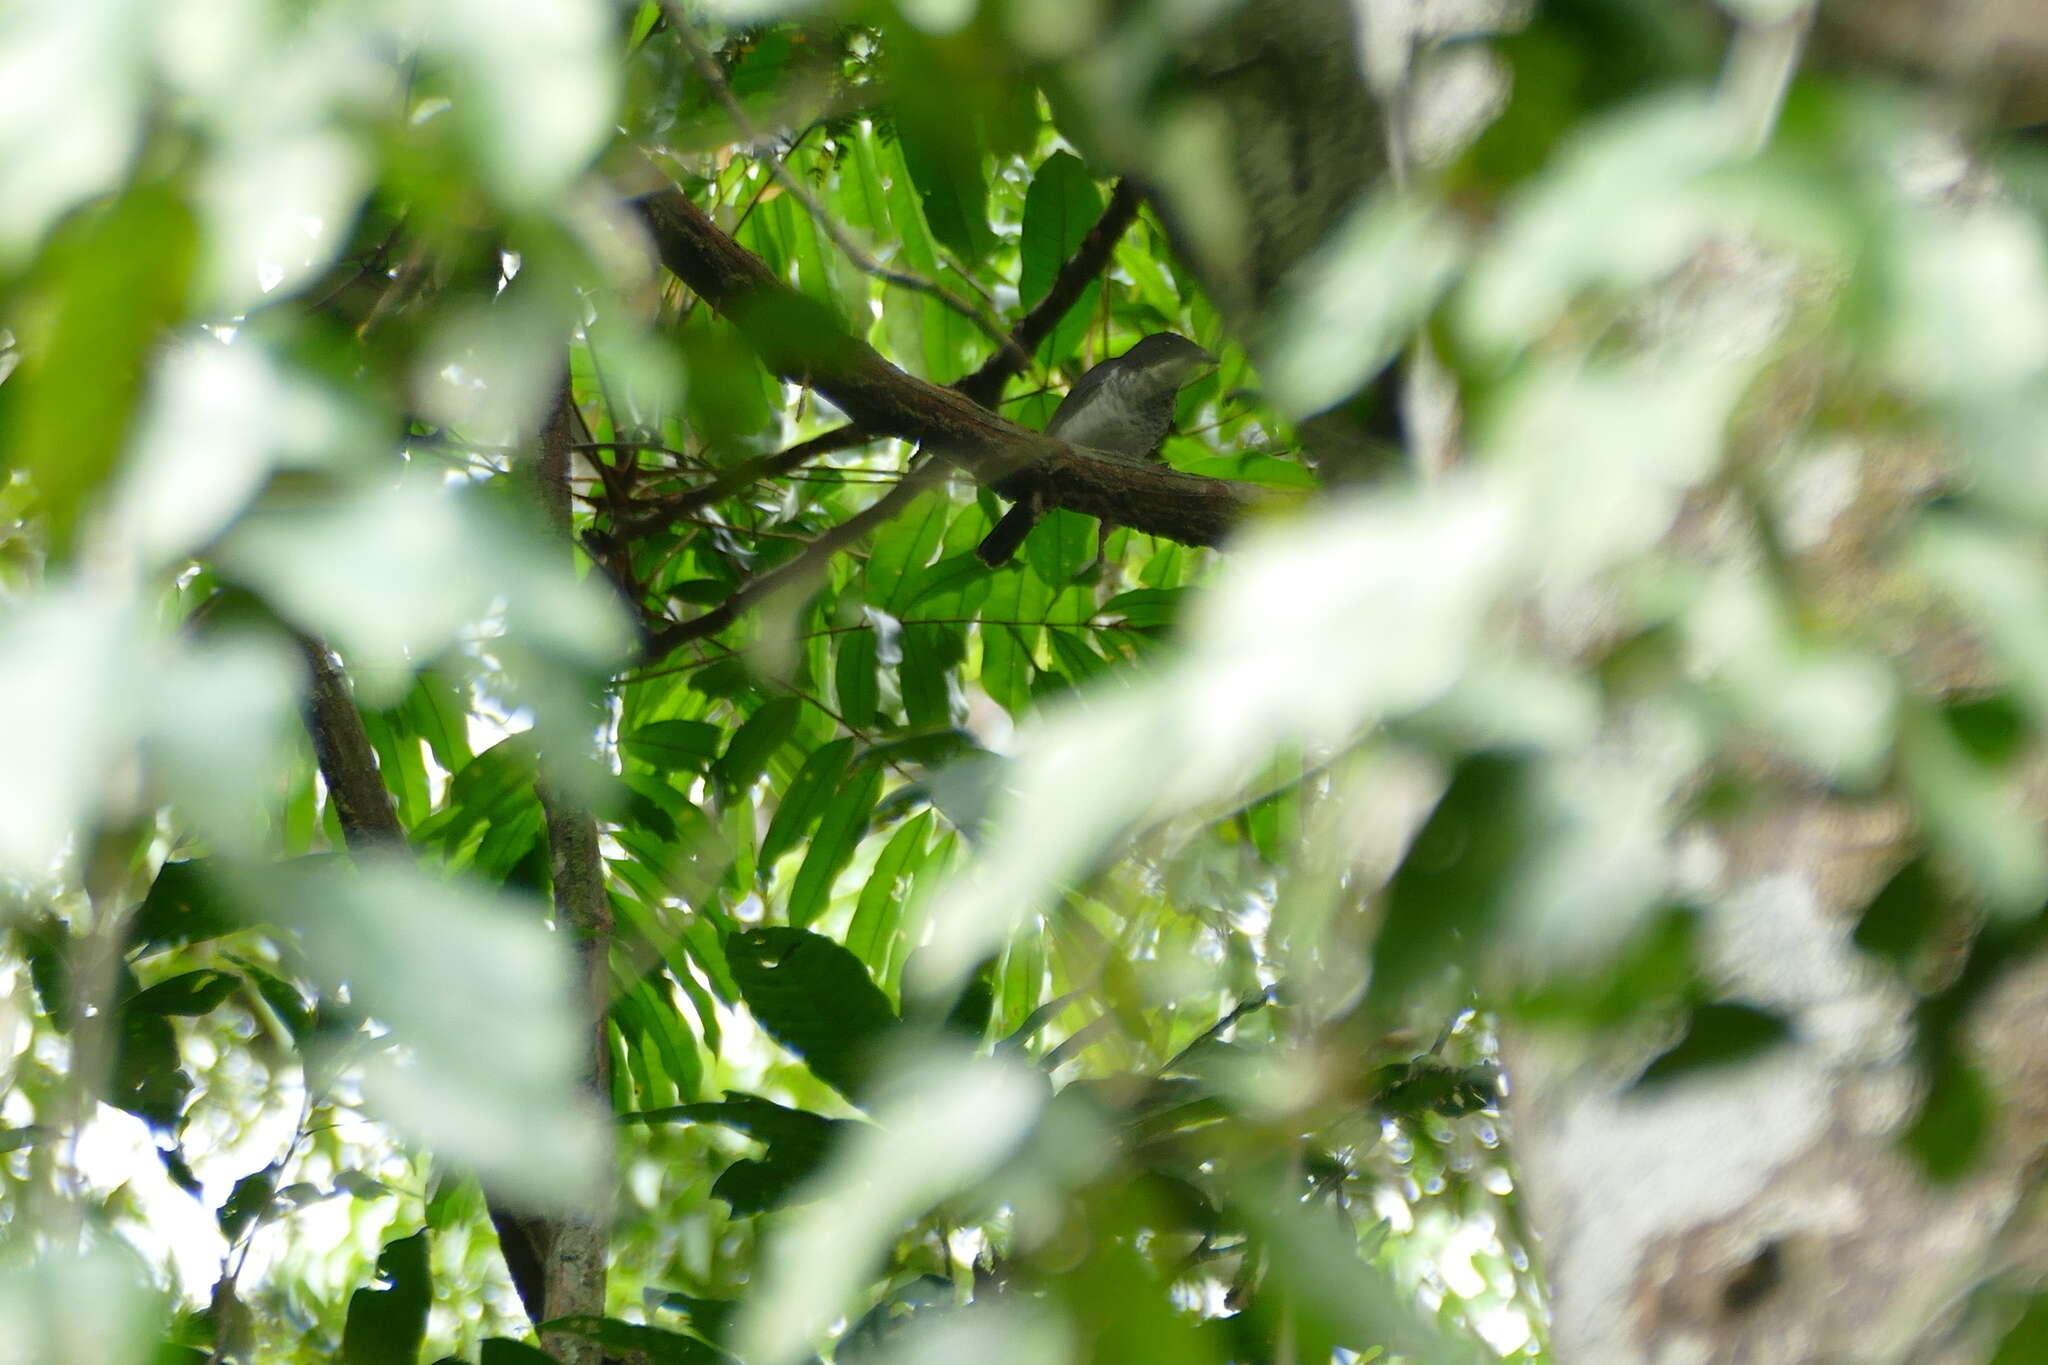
[533, 385, 614, 1365]
[630, 188, 1266, 548]
[618, 179, 1142, 536]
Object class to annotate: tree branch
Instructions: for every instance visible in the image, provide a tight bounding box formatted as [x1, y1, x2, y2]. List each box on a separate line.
[630, 187, 1268, 549]
[531, 384, 614, 1365]
[616, 178, 1143, 537]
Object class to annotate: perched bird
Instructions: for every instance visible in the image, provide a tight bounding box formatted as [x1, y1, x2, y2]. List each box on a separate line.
[975, 332, 1217, 568]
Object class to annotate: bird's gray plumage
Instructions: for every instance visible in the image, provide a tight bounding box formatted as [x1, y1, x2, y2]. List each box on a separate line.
[976, 333, 1215, 567]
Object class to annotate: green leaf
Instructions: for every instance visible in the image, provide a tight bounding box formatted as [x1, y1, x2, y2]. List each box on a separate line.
[1045, 628, 1110, 687]
[865, 489, 950, 612]
[977, 570, 1031, 717]
[759, 737, 855, 872]
[726, 927, 899, 1100]
[109, 1005, 192, 1131]
[1099, 588, 1187, 629]
[480, 1341, 560, 1365]
[1024, 508, 1096, 588]
[896, 120, 994, 265]
[129, 859, 241, 953]
[900, 552, 989, 613]
[403, 671, 474, 774]
[539, 1317, 729, 1364]
[628, 1094, 849, 1216]
[342, 1230, 431, 1365]
[849, 812, 932, 978]
[1178, 452, 1318, 489]
[899, 624, 959, 730]
[125, 970, 237, 1015]
[0, 1126, 49, 1155]
[623, 719, 724, 772]
[712, 697, 801, 798]
[1990, 1294, 2048, 1365]
[1020, 151, 1105, 358]
[216, 1166, 278, 1242]
[1853, 856, 1948, 969]
[1634, 1002, 1792, 1089]
[127, 969, 240, 1017]
[1376, 753, 1539, 1002]
[787, 763, 883, 929]
[835, 627, 880, 730]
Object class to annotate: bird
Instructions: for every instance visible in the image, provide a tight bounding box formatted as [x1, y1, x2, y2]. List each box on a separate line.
[975, 332, 1217, 568]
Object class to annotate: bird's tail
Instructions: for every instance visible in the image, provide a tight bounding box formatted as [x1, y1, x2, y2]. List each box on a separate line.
[976, 494, 1039, 567]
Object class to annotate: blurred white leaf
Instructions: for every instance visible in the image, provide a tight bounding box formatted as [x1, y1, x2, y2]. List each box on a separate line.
[0, 0, 143, 263]
[0, 588, 137, 877]
[1458, 96, 1745, 353]
[868, 1300, 1073, 1365]
[1717, 0, 1809, 21]
[1259, 193, 1464, 419]
[737, 1047, 1043, 1365]
[421, 0, 618, 207]
[1896, 704, 2048, 914]
[1505, 706, 1706, 967]
[197, 127, 368, 311]
[1886, 205, 2048, 399]
[220, 472, 632, 706]
[286, 857, 611, 1211]
[0, 1248, 161, 1365]
[1481, 349, 1751, 576]
[917, 482, 1517, 991]
[1684, 567, 1897, 784]
[1915, 517, 2048, 723]
[146, 632, 302, 855]
[415, 297, 569, 450]
[115, 338, 356, 567]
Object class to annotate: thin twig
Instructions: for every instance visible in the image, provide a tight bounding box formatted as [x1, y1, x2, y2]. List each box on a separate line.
[644, 457, 953, 657]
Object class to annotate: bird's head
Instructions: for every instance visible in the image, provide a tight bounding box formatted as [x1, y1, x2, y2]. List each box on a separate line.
[1119, 332, 1217, 388]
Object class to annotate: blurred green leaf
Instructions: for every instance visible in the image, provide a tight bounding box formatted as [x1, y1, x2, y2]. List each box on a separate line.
[8, 185, 196, 560]
[127, 970, 240, 1017]
[896, 119, 994, 266]
[1904, 1051, 1992, 1183]
[217, 1166, 279, 1243]
[629, 1093, 852, 1216]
